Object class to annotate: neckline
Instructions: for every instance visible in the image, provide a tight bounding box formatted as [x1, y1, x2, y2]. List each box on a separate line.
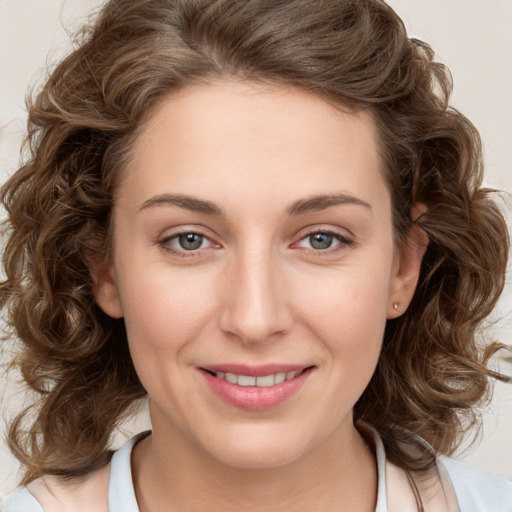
[107, 429, 389, 512]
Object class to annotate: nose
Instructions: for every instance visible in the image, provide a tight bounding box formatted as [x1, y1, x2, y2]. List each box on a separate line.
[218, 247, 293, 346]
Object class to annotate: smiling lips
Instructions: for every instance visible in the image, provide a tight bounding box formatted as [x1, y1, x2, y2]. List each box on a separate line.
[200, 365, 313, 411]
[213, 369, 305, 387]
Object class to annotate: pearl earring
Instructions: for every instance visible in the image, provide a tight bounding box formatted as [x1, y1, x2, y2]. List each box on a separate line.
[393, 302, 400, 311]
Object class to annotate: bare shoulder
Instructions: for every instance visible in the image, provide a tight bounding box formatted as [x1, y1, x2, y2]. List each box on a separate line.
[2, 464, 110, 512]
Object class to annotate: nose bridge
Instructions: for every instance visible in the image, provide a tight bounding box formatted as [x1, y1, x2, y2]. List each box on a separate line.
[219, 241, 292, 344]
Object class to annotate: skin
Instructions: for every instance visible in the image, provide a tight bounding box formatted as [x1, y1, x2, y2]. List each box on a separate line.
[95, 81, 427, 512]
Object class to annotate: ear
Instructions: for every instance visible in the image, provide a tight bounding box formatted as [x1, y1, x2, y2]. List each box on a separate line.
[92, 261, 124, 319]
[387, 205, 428, 319]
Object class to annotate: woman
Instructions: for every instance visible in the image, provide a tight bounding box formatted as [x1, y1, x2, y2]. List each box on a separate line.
[1, 0, 510, 510]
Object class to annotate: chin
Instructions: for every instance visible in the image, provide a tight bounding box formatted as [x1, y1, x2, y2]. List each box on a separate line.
[210, 444, 301, 470]
[198, 423, 319, 470]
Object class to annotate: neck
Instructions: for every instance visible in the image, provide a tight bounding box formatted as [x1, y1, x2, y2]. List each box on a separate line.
[132, 416, 377, 512]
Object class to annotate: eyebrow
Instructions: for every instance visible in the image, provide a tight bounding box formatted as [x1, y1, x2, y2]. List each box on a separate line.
[138, 194, 225, 216]
[138, 192, 371, 216]
[286, 194, 372, 215]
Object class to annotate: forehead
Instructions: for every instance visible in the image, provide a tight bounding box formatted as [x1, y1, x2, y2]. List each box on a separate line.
[119, 81, 388, 216]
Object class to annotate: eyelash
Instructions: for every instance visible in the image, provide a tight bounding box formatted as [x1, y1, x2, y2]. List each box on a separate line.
[156, 228, 354, 258]
[156, 228, 214, 258]
[295, 229, 355, 254]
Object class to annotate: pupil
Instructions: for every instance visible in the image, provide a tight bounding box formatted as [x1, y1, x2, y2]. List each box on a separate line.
[310, 233, 332, 250]
[179, 233, 203, 250]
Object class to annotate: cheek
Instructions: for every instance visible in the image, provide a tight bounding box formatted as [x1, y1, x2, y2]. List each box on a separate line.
[292, 260, 392, 358]
[117, 266, 218, 351]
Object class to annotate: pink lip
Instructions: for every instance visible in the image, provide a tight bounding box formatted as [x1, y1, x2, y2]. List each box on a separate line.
[199, 365, 314, 412]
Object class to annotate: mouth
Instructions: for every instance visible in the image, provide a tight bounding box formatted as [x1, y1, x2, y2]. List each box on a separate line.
[202, 368, 308, 387]
[199, 365, 315, 411]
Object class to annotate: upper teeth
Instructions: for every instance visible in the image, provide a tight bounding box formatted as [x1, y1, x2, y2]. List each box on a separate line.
[215, 370, 303, 387]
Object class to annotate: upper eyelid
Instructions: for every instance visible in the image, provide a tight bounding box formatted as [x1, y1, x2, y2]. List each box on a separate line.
[300, 230, 350, 241]
[158, 226, 214, 241]
[161, 229, 208, 240]
[295, 225, 354, 242]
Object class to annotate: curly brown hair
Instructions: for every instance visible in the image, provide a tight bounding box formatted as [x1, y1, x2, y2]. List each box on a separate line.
[1, 0, 509, 484]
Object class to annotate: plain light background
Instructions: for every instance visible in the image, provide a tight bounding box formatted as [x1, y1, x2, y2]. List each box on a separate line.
[0, 0, 511, 496]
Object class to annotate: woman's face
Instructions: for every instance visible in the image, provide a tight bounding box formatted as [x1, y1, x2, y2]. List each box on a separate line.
[95, 81, 424, 468]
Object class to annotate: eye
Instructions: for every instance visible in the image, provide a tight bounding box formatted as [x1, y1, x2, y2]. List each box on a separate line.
[173, 233, 208, 251]
[157, 230, 215, 255]
[296, 231, 353, 252]
[304, 233, 336, 250]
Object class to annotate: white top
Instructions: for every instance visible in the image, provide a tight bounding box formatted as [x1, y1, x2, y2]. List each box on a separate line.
[2, 430, 512, 512]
